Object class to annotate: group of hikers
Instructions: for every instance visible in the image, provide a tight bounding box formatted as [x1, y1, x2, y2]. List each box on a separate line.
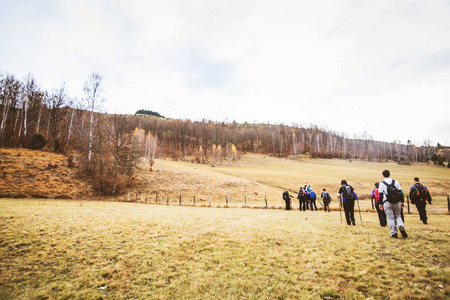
[283, 184, 333, 212]
[283, 170, 433, 239]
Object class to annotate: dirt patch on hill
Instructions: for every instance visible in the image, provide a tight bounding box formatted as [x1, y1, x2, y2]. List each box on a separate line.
[0, 148, 92, 199]
[131, 161, 281, 206]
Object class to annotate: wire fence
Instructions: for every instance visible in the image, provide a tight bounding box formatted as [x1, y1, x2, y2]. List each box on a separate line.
[124, 193, 450, 215]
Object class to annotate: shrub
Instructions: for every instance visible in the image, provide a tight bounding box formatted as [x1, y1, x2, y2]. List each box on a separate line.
[54, 138, 62, 152]
[30, 133, 47, 150]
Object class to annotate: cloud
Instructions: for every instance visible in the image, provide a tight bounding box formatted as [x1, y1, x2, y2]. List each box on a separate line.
[0, 0, 449, 145]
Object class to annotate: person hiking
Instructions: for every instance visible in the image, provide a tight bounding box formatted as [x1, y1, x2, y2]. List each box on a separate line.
[379, 170, 408, 239]
[409, 177, 432, 224]
[338, 180, 356, 225]
[297, 187, 307, 211]
[321, 188, 331, 212]
[371, 182, 387, 227]
[306, 183, 312, 193]
[309, 188, 318, 211]
[303, 185, 312, 210]
[282, 189, 294, 210]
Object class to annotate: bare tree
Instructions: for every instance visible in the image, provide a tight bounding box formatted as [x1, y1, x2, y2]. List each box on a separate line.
[83, 73, 104, 170]
[22, 74, 44, 144]
[109, 114, 131, 194]
[0, 74, 22, 145]
[44, 84, 68, 151]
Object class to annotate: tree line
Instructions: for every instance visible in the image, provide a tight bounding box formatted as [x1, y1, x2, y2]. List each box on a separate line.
[1, 71, 448, 195]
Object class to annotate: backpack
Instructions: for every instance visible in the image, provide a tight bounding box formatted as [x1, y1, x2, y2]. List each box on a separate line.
[304, 191, 311, 200]
[309, 191, 316, 200]
[283, 191, 289, 201]
[373, 188, 380, 203]
[342, 185, 355, 200]
[411, 183, 428, 203]
[381, 180, 403, 203]
[322, 191, 331, 201]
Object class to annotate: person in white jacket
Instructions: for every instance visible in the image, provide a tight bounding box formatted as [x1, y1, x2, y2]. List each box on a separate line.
[379, 170, 408, 239]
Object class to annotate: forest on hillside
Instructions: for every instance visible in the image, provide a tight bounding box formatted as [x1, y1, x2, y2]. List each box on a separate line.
[1, 71, 449, 195]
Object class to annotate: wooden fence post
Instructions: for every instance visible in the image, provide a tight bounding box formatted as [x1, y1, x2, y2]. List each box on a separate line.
[194, 196, 196, 206]
[407, 195, 410, 214]
[135, 193, 138, 202]
[179, 195, 182, 205]
[208, 196, 211, 206]
[145, 196, 147, 204]
[244, 195, 247, 208]
[226, 195, 228, 205]
[167, 195, 169, 205]
[156, 194, 158, 204]
[447, 195, 450, 213]
[265, 195, 268, 208]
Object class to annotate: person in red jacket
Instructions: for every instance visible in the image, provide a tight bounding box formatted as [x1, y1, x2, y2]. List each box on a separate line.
[371, 182, 386, 227]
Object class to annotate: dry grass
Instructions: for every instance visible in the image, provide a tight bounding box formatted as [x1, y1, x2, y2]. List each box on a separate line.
[132, 154, 450, 214]
[1, 148, 449, 213]
[0, 148, 92, 199]
[0, 199, 449, 299]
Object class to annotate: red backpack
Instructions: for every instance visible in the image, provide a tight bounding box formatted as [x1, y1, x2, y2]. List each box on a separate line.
[373, 188, 380, 203]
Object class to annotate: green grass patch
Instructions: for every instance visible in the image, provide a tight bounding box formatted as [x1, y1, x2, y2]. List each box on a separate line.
[1, 199, 449, 299]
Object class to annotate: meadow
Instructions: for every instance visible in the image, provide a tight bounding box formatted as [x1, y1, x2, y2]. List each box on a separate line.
[1, 199, 449, 299]
[134, 154, 450, 213]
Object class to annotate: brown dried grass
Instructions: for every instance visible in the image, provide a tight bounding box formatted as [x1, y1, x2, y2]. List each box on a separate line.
[0, 148, 92, 199]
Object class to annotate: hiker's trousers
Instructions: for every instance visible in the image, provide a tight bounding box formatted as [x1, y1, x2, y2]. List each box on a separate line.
[384, 201, 405, 235]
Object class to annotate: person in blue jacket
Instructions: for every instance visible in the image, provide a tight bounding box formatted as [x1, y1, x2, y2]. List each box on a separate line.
[338, 179, 357, 225]
[309, 188, 318, 211]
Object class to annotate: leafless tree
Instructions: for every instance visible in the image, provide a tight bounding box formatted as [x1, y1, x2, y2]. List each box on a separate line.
[83, 73, 104, 170]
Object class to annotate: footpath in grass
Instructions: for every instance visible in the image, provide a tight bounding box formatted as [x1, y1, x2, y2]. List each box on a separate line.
[0, 199, 449, 299]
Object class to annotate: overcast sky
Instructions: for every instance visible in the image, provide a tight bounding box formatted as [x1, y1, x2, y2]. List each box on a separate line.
[1, 0, 449, 146]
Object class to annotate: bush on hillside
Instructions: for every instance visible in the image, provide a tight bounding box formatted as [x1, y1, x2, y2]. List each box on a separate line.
[30, 133, 47, 150]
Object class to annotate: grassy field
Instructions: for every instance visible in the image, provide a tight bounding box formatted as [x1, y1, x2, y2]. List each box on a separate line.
[1, 199, 449, 299]
[1, 148, 449, 211]
[133, 154, 450, 213]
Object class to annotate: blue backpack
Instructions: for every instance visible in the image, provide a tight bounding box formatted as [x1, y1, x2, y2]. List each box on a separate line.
[309, 190, 316, 200]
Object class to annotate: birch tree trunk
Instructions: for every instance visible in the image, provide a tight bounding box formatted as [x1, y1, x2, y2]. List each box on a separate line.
[66, 108, 74, 152]
[84, 73, 103, 172]
[36, 103, 41, 133]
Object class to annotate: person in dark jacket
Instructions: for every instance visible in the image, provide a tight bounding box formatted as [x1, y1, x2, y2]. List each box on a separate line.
[297, 187, 307, 211]
[283, 189, 293, 210]
[321, 188, 331, 212]
[409, 177, 432, 224]
[371, 182, 387, 227]
[338, 180, 356, 225]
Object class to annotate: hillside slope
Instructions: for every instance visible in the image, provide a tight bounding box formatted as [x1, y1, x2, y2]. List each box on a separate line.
[0, 148, 92, 199]
[131, 153, 450, 210]
[1, 149, 449, 208]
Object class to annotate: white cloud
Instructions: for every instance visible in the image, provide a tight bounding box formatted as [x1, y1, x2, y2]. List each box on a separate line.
[0, 0, 449, 145]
